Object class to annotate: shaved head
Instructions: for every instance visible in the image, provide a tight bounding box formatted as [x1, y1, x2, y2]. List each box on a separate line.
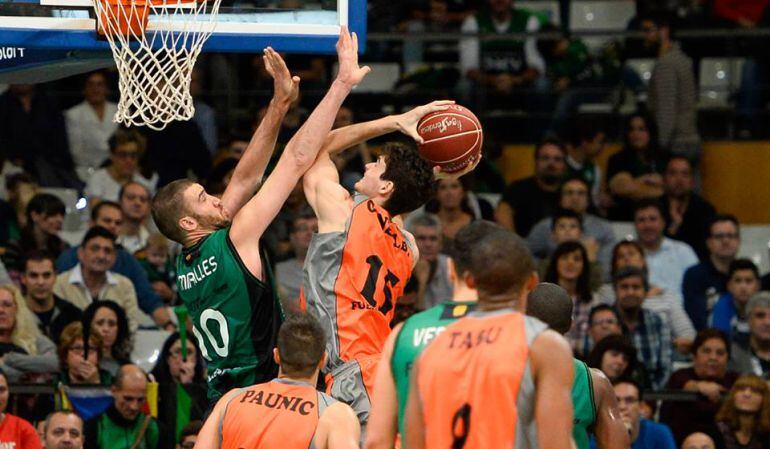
[525, 282, 573, 335]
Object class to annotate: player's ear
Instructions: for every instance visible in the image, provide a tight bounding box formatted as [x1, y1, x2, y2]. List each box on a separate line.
[447, 258, 457, 283]
[178, 215, 197, 232]
[379, 179, 395, 197]
[273, 348, 280, 365]
[462, 270, 476, 289]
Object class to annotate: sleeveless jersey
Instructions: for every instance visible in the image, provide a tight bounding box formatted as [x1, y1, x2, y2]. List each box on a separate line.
[572, 359, 597, 449]
[301, 196, 414, 371]
[221, 379, 336, 449]
[176, 228, 282, 400]
[391, 301, 476, 436]
[417, 309, 547, 449]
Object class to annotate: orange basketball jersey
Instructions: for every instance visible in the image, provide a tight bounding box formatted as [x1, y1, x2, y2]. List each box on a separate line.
[221, 379, 335, 449]
[301, 197, 414, 369]
[416, 310, 547, 449]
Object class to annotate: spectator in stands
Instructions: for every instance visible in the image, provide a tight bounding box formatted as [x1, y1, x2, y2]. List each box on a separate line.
[528, 177, 616, 278]
[730, 293, 770, 380]
[613, 266, 673, 389]
[176, 421, 201, 449]
[85, 128, 156, 205]
[581, 304, 623, 358]
[275, 208, 316, 312]
[56, 202, 173, 331]
[56, 322, 110, 385]
[426, 178, 476, 250]
[0, 155, 24, 203]
[330, 107, 372, 191]
[681, 433, 716, 449]
[0, 369, 43, 449]
[135, 234, 175, 305]
[406, 213, 454, 311]
[64, 71, 118, 175]
[606, 113, 664, 221]
[117, 182, 151, 255]
[82, 301, 131, 377]
[84, 364, 161, 449]
[587, 334, 638, 383]
[662, 156, 716, 261]
[496, 137, 566, 236]
[53, 227, 140, 333]
[643, 15, 700, 158]
[711, 260, 761, 341]
[190, 68, 217, 156]
[146, 118, 211, 188]
[150, 334, 206, 449]
[21, 251, 81, 344]
[660, 328, 740, 445]
[564, 118, 607, 208]
[43, 411, 83, 449]
[714, 374, 770, 449]
[612, 378, 677, 449]
[544, 241, 596, 352]
[458, 0, 546, 109]
[683, 215, 741, 331]
[634, 199, 698, 300]
[598, 240, 696, 355]
[0, 84, 80, 189]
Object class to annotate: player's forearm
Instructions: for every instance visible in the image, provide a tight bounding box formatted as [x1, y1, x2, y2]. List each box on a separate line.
[321, 115, 399, 156]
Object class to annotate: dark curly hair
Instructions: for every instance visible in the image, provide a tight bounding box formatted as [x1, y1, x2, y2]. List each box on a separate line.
[82, 300, 132, 362]
[380, 142, 436, 216]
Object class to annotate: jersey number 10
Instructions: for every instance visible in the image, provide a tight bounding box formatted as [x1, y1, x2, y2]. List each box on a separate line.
[191, 308, 230, 361]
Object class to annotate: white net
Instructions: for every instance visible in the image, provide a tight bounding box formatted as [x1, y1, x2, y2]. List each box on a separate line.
[91, 0, 222, 130]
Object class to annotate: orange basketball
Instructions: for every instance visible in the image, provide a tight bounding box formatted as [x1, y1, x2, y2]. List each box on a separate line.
[417, 104, 483, 174]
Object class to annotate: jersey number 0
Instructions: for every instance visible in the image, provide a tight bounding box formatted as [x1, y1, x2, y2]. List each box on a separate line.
[191, 308, 230, 360]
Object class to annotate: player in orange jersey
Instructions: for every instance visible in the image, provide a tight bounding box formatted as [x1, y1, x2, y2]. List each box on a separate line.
[300, 101, 478, 434]
[194, 313, 359, 449]
[404, 227, 575, 449]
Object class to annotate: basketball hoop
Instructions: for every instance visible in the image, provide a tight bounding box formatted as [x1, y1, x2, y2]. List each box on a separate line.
[92, 0, 222, 130]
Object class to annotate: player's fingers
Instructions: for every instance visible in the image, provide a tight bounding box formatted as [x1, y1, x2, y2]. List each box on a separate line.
[292, 76, 301, 84]
[352, 32, 358, 53]
[407, 128, 424, 144]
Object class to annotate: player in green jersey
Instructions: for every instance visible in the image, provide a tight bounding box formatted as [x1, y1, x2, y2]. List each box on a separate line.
[151, 28, 371, 401]
[526, 282, 629, 449]
[365, 221, 506, 449]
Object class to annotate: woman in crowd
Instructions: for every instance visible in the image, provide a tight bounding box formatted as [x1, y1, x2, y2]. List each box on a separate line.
[544, 241, 596, 351]
[82, 300, 131, 377]
[425, 177, 475, 251]
[660, 328, 740, 445]
[56, 322, 110, 386]
[587, 334, 640, 384]
[0, 285, 58, 382]
[598, 239, 695, 354]
[0, 369, 42, 449]
[715, 374, 770, 449]
[150, 332, 207, 449]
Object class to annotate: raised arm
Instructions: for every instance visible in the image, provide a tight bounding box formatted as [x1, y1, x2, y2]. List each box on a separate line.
[530, 330, 574, 449]
[220, 48, 299, 217]
[591, 368, 631, 449]
[229, 27, 369, 276]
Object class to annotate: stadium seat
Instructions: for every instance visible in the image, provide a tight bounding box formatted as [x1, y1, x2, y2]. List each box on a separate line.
[334, 62, 401, 93]
[625, 58, 656, 86]
[570, 0, 635, 51]
[131, 328, 172, 373]
[699, 58, 744, 109]
[40, 187, 88, 233]
[517, 0, 560, 25]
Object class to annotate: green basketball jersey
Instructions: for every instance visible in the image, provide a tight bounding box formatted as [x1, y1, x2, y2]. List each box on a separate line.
[391, 301, 475, 435]
[572, 359, 597, 449]
[176, 228, 283, 401]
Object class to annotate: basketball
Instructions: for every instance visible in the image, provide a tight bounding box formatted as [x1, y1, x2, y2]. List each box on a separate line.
[417, 104, 483, 174]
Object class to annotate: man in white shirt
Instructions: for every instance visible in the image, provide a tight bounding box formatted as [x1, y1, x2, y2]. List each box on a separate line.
[117, 182, 152, 255]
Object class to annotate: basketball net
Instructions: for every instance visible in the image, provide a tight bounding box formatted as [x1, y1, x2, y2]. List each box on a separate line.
[92, 0, 222, 130]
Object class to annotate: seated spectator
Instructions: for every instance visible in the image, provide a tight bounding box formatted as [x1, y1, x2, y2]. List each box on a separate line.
[117, 182, 152, 255]
[684, 215, 741, 331]
[53, 227, 140, 333]
[3, 193, 68, 279]
[538, 209, 603, 286]
[4, 173, 39, 243]
[0, 284, 58, 382]
[681, 433, 716, 449]
[660, 329, 740, 445]
[425, 178, 475, 251]
[57, 203, 172, 331]
[64, 71, 118, 174]
[634, 199, 698, 300]
[84, 364, 161, 449]
[43, 410, 84, 449]
[581, 304, 623, 358]
[82, 301, 131, 377]
[150, 334, 206, 449]
[598, 240, 695, 355]
[21, 251, 81, 343]
[135, 234, 176, 305]
[613, 266, 673, 389]
[56, 322, 110, 386]
[85, 128, 156, 205]
[587, 334, 639, 384]
[544, 241, 597, 352]
[176, 421, 201, 449]
[606, 113, 665, 221]
[607, 378, 677, 449]
[711, 261, 761, 341]
[0, 369, 42, 449]
[275, 208, 317, 312]
[729, 294, 770, 380]
[405, 213, 453, 311]
[527, 177, 616, 279]
[662, 156, 716, 261]
[714, 374, 770, 449]
[564, 117, 607, 208]
[496, 138, 566, 236]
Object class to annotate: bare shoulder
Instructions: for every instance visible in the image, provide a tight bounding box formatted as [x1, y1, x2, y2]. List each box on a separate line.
[531, 330, 573, 366]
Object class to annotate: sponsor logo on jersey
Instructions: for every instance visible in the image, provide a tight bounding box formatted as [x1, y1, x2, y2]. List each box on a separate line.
[177, 256, 218, 291]
[413, 326, 446, 347]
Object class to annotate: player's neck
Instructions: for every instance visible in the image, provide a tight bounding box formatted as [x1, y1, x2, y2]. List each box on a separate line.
[183, 229, 214, 248]
[278, 372, 318, 387]
[451, 284, 478, 303]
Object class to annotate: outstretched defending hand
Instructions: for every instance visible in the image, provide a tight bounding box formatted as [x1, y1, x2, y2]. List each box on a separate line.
[395, 100, 456, 144]
[335, 26, 371, 88]
[263, 47, 300, 105]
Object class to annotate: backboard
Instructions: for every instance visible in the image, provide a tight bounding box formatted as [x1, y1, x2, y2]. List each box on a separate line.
[0, 0, 366, 54]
